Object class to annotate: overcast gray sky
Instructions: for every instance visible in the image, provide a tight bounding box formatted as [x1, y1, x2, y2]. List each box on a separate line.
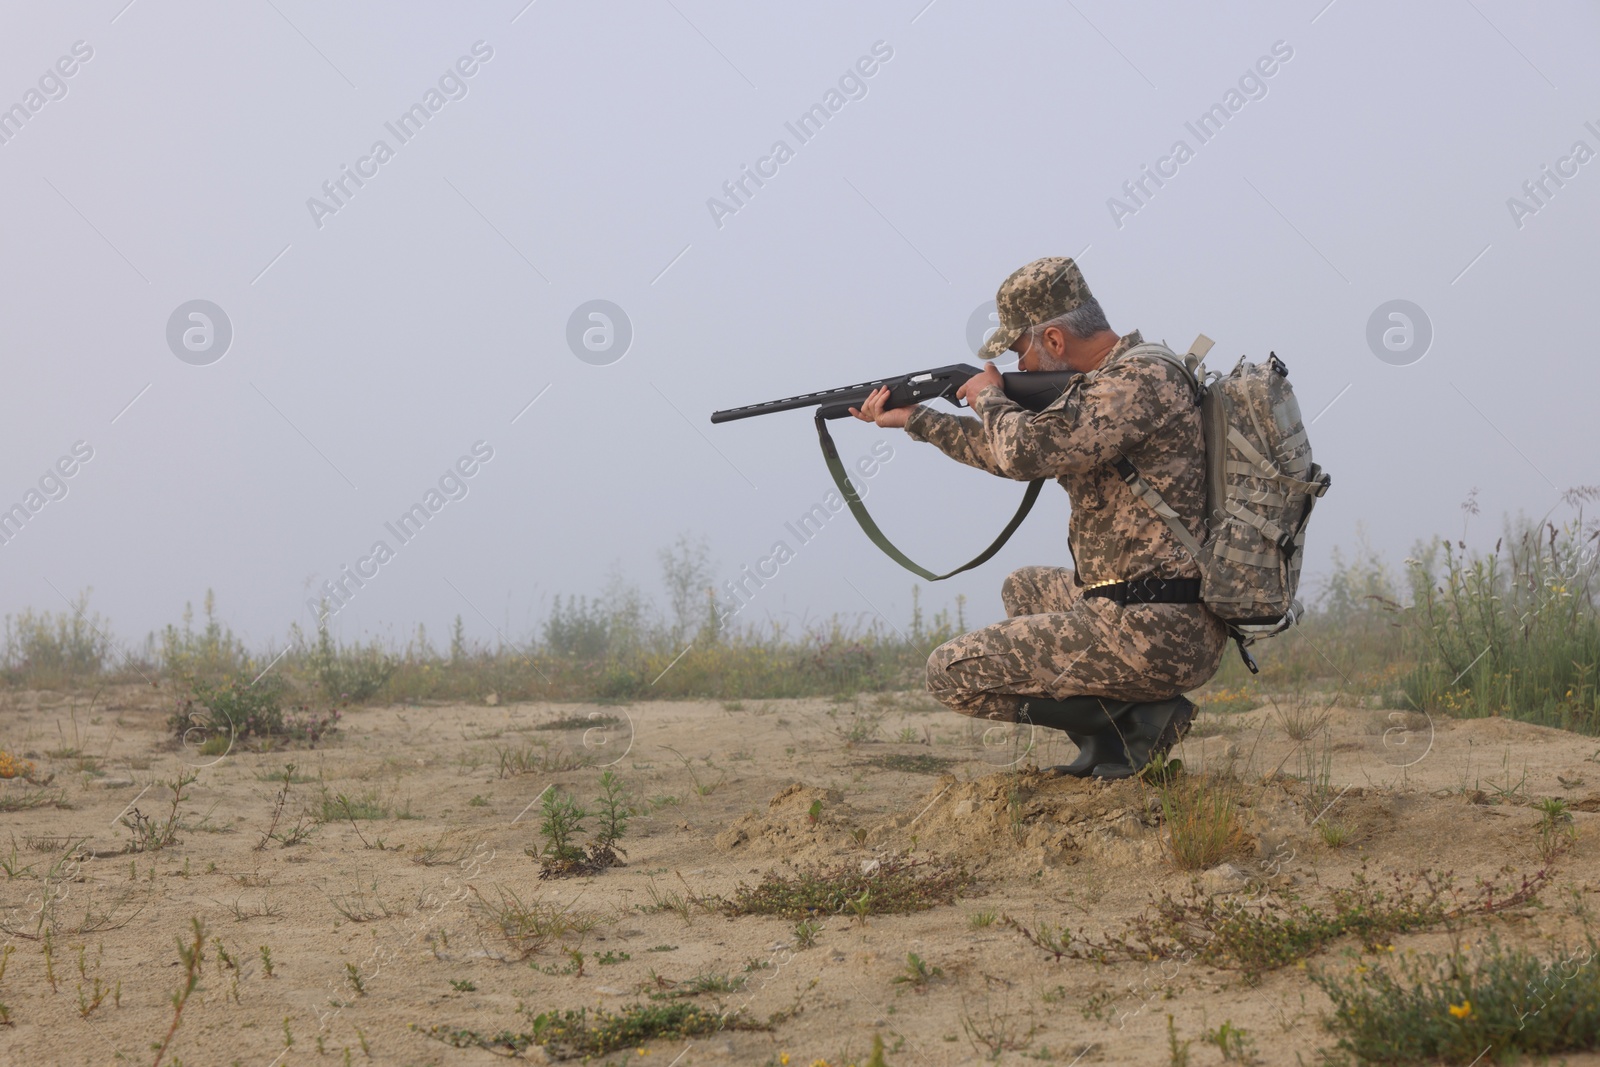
[1, 0, 1595, 652]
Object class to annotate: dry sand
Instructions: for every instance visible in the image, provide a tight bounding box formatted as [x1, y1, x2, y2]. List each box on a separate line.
[4, 686, 1600, 1065]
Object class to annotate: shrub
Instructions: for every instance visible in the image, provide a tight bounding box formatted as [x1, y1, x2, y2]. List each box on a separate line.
[2, 590, 114, 687]
[160, 590, 252, 681]
[170, 677, 288, 742]
[169, 670, 342, 750]
[306, 618, 394, 704]
[1313, 934, 1600, 1064]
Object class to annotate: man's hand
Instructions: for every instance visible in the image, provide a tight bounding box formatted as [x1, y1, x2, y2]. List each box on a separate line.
[957, 362, 1004, 407]
[849, 385, 914, 429]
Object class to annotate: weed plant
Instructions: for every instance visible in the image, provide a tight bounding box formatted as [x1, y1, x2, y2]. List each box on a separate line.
[533, 775, 636, 877]
[1006, 865, 1550, 982]
[1313, 934, 1600, 1064]
[724, 856, 969, 919]
[1158, 770, 1251, 870]
[1402, 500, 1600, 730]
[120, 771, 198, 853]
[468, 885, 604, 959]
[425, 1002, 768, 1059]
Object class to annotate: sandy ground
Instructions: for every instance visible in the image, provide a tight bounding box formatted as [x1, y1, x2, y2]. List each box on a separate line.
[4, 685, 1600, 1066]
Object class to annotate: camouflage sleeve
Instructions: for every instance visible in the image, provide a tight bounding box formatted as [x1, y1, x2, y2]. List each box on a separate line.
[968, 361, 1186, 479]
[903, 405, 1008, 476]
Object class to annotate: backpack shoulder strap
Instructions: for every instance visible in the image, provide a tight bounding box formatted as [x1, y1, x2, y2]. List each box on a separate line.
[1116, 335, 1211, 402]
[1112, 456, 1202, 559]
[1108, 334, 1216, 560]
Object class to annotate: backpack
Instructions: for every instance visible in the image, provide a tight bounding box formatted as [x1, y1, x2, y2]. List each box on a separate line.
[1117, 336, 1332, 673]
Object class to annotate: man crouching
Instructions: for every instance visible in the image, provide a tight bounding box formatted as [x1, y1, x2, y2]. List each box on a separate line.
[849, 256, 1226, 778]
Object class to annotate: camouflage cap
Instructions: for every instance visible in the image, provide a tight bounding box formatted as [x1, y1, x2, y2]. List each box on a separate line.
[979, 257, 1094, 361]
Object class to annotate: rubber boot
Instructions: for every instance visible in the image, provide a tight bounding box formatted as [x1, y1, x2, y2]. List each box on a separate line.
[1053, 728, 1128, 778]
[1090, 696, 1196, 780]
[1016, 697, 1134, 779]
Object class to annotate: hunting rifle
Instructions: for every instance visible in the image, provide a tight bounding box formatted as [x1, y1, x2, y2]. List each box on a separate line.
[710, 363, 1078, 580]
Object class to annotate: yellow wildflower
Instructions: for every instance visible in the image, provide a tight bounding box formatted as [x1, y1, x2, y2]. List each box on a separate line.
[1449, 999, 1472, 1019]
[0, 751, 35, 780]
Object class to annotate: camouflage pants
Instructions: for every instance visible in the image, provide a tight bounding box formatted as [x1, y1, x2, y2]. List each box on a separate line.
[925, 566, 1228, 722]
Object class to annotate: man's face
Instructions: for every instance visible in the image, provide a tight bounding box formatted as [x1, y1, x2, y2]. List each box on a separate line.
[1009, 329, 1039, 371]
[1010, 327, 1066, 372]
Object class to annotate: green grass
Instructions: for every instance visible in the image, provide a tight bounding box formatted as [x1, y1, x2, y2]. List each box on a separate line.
[468, 886, 605, 959]
[496, 742, 591, 778]
[0, 788, 70, 812]
[533, 714, 621, 731]
[1007, 865, 1551, 982]
[1158, 770, 1251, 871]
[423, 1002, 768, 1059]
[1401, 511, 1600, 731]
[2, 503, 1594, 715]
[1313, 934, 1600, 1064]
[315, 788, 388, 821]
[647, 970, 746, 1000]
[724, 856, 970, 920]
[858, 753, 959, 774]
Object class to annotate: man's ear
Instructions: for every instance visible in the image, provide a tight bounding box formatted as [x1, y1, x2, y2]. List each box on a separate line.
[1044, 325, 1070, 357]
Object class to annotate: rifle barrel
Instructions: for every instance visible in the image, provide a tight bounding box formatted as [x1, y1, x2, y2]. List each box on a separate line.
[709, 378, 893, 424]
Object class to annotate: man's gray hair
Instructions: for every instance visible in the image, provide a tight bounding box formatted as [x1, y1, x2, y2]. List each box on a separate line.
[1033, 296, 1110, 341]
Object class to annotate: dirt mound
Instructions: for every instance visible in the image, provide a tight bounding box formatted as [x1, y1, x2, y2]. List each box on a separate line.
[712, 781, 864, 859]
[868, 770, 1177, 873]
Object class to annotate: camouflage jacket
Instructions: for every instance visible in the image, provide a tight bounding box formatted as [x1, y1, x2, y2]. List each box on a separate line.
[904, 330, 1206, 587]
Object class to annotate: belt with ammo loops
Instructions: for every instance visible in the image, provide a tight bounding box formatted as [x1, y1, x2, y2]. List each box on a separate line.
[1082, 578, 1202, 605]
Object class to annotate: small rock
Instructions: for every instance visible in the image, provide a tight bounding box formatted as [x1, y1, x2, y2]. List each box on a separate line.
[95, 778, 135, 788]
[1200, 863, 1251, 894]
[1257, 832, 1289, 861]
[594, 986, 627, 996]
[1027, 846, 1067, 868]
[484, 692, 499, 706]
[1107, 814, 1144, 839]
[952, 799, 975, 817]
[860, 858, 881, 875]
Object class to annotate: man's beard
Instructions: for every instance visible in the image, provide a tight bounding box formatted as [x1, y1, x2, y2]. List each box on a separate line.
[1034, 349, 1073, 372]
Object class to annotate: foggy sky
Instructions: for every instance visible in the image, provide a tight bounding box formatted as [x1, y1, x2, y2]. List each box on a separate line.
[1, 0, 1596, 654]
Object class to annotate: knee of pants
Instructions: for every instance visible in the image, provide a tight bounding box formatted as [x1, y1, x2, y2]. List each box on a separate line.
[924, 640, 976, 708]
[1000, 568, 1035, 618]
[925, 641, 957, 696]
[923, 641, 993, 716]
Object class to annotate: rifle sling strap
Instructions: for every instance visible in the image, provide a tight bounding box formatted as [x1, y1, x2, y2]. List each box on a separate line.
[815, 414, 1043, 582]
